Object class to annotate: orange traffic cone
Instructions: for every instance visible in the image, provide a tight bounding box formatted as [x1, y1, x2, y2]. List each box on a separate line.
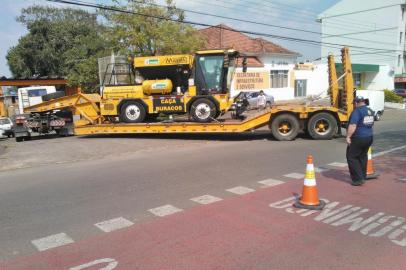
[294, 155, 325, 210]
[366, 147, 379, 180]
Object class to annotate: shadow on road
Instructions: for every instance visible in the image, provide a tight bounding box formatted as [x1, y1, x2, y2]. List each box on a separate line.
[321, 169, 351, 184]
[77, 131, 319, 142]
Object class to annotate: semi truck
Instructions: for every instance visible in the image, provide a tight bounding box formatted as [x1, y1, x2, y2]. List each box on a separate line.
[18, 47, 355, 141]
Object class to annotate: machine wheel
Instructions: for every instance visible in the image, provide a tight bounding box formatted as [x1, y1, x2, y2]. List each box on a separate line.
[270, 114, 300, 141]
[307, 112, 337, 140]
[374, 112, 382, 121]
[119, 101, 146, 123]
[190, 98, 217, 123]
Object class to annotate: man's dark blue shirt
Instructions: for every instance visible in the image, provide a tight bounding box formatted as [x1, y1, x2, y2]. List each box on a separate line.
[348, 105, 374, 138]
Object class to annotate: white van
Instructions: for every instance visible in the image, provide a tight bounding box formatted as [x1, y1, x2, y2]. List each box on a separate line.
[17, 86, 56, 114]
[356, 90, 385, 121]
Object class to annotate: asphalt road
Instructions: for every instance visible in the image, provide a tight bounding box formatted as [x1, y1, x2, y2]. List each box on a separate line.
[0, 109, 405, 263]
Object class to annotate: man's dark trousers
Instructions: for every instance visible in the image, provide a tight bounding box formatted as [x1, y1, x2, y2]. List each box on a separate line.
[346, 137, 373, 183]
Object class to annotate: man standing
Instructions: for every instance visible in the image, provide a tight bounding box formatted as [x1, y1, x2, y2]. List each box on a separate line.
[346, 96, 374, 186]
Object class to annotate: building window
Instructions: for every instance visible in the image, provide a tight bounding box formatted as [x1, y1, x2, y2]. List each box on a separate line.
[294, 80, 307, 97]
[353, 73, 362, 89]
[270, 70, 288, 88]
[399, 55, 402, 67]
[400, 32, 403, 44]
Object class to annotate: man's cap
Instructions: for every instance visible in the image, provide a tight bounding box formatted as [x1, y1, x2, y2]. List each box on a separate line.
[354, 96, 366, 103]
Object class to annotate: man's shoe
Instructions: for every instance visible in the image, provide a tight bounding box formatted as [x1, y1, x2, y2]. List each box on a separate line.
[351, 180, 364, 186]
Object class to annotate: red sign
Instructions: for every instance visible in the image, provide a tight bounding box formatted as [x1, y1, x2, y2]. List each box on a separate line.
[395, 77, 406, 83]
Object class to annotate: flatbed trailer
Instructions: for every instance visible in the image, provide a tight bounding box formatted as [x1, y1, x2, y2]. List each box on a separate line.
[23, 48, 355, 141]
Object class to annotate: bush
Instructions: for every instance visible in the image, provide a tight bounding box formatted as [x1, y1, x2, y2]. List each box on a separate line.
[384, 89, 403, 103]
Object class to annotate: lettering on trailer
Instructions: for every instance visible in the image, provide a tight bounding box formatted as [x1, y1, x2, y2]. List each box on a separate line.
[270, 197, 406, 247]
[153, 97, 184, 113]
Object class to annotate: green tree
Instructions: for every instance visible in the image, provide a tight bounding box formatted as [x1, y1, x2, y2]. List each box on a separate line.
[7, 5, 110, 91]
[102, 0, 205, 57]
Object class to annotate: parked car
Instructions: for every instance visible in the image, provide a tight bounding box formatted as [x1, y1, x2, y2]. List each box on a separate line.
[394, 89, 406, 98]
[0, 117, 15, 138]
[242, 91, 274, 109]
[0, 128, 5, 139]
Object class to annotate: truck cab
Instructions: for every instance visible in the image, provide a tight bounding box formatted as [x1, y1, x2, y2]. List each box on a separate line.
[100, 49, 239, 123]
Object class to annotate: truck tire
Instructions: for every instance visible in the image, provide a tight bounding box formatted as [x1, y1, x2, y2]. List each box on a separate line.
[374, 111, 382, 121]
[119, 101, 146, 123]
[270, 114, 299, 141]
[307, 112, 337, 140]
[190, 98, 217, 123]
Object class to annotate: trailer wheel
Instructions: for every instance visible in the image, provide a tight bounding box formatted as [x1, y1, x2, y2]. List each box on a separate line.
[271, 114, 299, 141]
[307, 112, 337, 140]
[190, 98, 217, 123]
[120, 101, 146, 123]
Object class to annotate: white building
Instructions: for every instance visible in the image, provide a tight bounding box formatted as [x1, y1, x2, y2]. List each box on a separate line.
[199, 25, 329, 101]
[318, 0, 405, 90]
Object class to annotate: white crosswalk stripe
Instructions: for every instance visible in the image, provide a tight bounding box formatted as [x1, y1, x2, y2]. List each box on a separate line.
[31, 233, 74, 251]
[148, 204, 183, 217]
[226, 186, 255, 195]
[94, 217, 134, 233]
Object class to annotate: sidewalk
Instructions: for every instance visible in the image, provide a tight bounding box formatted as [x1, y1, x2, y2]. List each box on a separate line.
[2, 148, 406, 270]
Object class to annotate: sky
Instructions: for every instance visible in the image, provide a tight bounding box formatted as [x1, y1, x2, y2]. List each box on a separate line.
[0, 0, 340, 77]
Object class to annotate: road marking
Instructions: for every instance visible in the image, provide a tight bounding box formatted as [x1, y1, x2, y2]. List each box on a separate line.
[328, 162, 348, 167]
[94, 217, 134, 233]
[226, 186, 255, 195]
[148, 204, 183, 217]
[315, 167, 330, 173]
[69, 258, 118, 270]
[190, 195, 222, 205]
[283, 173, 304, 179]
[31, 233, 74, 251]
[258, 179, 285, 187]
[373, 145, 406, 157]
[270, 197, 406, 248]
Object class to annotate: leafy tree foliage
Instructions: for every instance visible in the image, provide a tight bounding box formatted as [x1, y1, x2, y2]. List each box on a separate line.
[7, 6, 110, 91]
[7, 2, 205, 91]
[102, 0, 205, 57]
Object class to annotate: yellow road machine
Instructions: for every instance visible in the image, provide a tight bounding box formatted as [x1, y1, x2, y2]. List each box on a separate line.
[100, 49, 240, 123]
[21, 47, 355, 141]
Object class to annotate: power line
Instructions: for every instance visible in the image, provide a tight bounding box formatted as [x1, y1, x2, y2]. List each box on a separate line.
[323, 27, 398, 38]
[319, 3, 400, 20]
[46, 0, 402, 57]
[187, 0, 398, 38]
[133, 0, 321, 35]
[139, 0, 399, 47]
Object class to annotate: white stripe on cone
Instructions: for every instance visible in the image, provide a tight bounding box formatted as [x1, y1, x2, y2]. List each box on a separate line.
[304, 178, 317, 186]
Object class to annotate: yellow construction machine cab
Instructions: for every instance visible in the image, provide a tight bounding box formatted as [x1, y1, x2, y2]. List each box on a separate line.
[100, 49, 240, 123]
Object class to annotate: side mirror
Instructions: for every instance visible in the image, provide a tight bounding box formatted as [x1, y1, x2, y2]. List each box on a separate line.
[242, 57, 247, 73]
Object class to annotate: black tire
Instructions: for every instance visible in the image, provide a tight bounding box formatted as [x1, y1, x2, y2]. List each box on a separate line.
[270, 114, 300, 141]
[15, 136, 24, 142]
[190, 98, 217, 123]
[374, 112, 381, 121]
[307, 112, 337, 140]
[119, 101, 146, 123]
